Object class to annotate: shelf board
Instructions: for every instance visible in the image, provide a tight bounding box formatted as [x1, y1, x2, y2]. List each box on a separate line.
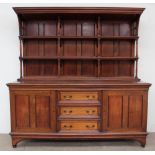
[99, 57, 138, 60]
[19, 36, 138, 40]
[20, 56, 138, 60]
[20, 56, 58, 60]
[19, 36, 58, 39]
[60, 36, 98, 39]
[100, 36, 139, 40]
[18, 76, 139, 82]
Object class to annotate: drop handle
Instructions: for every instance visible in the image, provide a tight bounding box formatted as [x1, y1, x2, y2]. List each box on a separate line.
[86, 125, 95, 129]
[86, 110, 96, 115]
[63, 125, 73, 129]
[63, 110, 73, 115]
[86, 95, 96, 100]
[64, 95, 72, 100]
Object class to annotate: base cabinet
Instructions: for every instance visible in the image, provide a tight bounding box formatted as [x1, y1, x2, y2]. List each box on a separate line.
[8, 84, 150, 147]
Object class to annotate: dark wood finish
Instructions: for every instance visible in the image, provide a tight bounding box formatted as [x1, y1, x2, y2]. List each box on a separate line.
[7, 7, 151, 147]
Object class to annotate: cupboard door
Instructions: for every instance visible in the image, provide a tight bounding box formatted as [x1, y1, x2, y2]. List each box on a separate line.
[11, 90, 56, 132]
[102, 90, 147, 132]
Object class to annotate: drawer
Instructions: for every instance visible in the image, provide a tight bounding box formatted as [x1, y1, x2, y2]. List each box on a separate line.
[59, 107, 99, 117]
[60, 92, 98, 101]
[59, 120, 99, 131]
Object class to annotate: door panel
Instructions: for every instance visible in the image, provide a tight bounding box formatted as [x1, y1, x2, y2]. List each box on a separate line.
[11, 90, 55, 132]
[103, 90, 147, 132]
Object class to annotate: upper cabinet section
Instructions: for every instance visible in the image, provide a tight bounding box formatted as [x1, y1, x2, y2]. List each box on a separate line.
[13, 7, 144, 82]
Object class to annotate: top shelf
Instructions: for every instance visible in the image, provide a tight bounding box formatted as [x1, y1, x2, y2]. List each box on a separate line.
[19, 36, 139, 40]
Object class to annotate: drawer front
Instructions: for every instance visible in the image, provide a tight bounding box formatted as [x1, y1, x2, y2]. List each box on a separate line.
[60, 107, 99, 117]
[59, 120, 99, 131]
[60, 92, 98, 101]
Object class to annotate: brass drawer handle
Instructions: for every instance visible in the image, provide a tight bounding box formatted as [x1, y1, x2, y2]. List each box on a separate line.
[63, 110, 73, 115]
[86, 110, 96, 115]
[86, 125, 95, 129]
[63, 125, 73, 129]
[86, 95, 96, 100]
[63, 95, 72, 100]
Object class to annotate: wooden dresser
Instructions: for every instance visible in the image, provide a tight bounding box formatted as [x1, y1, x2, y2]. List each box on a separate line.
[7, 7, 151, 147]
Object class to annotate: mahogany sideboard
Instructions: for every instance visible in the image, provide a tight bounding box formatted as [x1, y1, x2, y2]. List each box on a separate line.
[7, 7, 151, 147]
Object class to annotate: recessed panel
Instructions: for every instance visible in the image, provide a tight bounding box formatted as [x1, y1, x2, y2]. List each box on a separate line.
[26, 21, 38, 36]
[101, 61, 114, 77]
[25, 20, 57, 36]
[62, 40, 77, 56]
[81, 40, 96, 56]
[81, 60, 96, 76]
[24, 60, 41, 76]
[101, 41, 114, 57]
[101, 23, 113, 36]
[35, 96, 50, 128]
[62, 20, 77, 36]
[15, 95, 30, 128]
[61, 60, 77, 76]
[24, 40, 39, 56]
[44, 60, 58, 76]
[108, 96, 123, 129]
[120, 23, 131, 36]
[82, 21, 95, 36]
[128, 95, 143, 129]
[44, 20, 57, 36]
[119, 61, 132, 76]
[119, 41, 132, 57]
[44, 40, 57, 56]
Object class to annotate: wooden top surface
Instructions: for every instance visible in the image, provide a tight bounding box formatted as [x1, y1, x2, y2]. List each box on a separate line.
[13, 7, 145, 15]
[7, 81, 151, 88]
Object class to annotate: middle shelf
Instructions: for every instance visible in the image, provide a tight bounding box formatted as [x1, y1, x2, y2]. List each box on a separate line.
[20, 56, 138, 60]
[19, 36, 139, 40]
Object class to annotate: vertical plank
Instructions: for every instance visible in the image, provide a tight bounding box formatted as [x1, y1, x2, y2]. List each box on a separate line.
[113, 41, 119, 76]
[97, 16, 101, 77]
[102, 92, 108, 131]
[77, 22, 82, 75]
[19, 39, 22, 79]
[50, 91, 57, 132]
[30, 95, 36, 128]
[57, 16, 61, 76]
[122, 95, 129, 129]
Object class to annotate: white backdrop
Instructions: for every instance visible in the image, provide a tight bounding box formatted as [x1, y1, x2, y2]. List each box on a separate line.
[0, 3, 154, 133]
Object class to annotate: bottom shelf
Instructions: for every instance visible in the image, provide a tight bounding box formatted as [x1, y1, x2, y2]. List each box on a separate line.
[18, 76, 140, 83]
